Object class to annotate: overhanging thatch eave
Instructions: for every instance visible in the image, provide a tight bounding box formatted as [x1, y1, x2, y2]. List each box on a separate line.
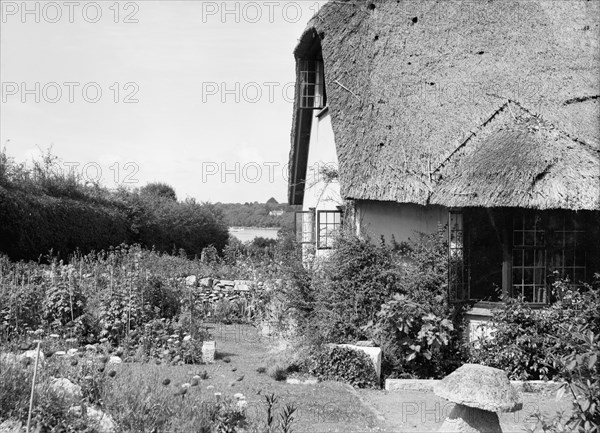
[288, 0, 600, 209]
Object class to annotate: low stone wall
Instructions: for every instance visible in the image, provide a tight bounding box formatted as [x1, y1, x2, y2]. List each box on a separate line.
[181, 276, 267, 321]
[184, 276, 258, 303]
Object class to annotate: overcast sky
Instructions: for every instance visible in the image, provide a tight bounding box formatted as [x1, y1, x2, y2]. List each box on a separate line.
[0, 1, 326, 203]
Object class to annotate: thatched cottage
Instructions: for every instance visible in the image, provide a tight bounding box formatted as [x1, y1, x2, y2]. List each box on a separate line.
[288, 0, 600, 305]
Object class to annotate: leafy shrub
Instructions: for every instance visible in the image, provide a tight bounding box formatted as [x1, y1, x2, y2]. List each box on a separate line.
[211, 298, 251, 324]
[526, 323, 599, 433]
[305, 345, 379, 388]
[305, 232, 403, 343]
[43, 279, 87, 329]
[469, 275, 600, 380]
[133, 317, 207, 364]
[365, 294, 461, 379]
[552, 325, 599, 432]
[0, 149, 229, 261]
[391, 226, 449, 312]
[0, 187, 130, 262]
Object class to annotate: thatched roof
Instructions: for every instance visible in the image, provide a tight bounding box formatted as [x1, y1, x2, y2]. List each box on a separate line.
[288, 0, 599, 210]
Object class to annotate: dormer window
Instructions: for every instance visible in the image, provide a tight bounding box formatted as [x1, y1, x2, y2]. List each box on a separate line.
[299, 60, 326, 109]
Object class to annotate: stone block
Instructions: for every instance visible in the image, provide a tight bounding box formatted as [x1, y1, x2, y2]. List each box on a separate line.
[202, 341, 216, 363]
[199, 277, 213, 288]
[337, 344, 382, 379]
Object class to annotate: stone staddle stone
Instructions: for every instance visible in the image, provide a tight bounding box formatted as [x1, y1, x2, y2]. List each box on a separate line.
[438, 405, 502, 433]
[434, 364, 522, 413]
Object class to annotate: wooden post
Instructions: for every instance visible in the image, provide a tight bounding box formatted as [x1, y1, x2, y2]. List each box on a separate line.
[486, 209, 512, 300]
[501, 212, 512, 300]
[26, 342, 41, 433]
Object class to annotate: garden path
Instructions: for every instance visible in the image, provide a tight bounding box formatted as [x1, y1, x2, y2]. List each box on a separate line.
[209, 324, 572, 433]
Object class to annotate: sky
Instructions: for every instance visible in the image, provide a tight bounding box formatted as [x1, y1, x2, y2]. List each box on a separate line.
[0, 1, 326, 203]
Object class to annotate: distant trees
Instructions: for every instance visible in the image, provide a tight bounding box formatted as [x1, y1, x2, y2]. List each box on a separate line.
[211, 201, 297, 228]
[140, 182, 177, 201]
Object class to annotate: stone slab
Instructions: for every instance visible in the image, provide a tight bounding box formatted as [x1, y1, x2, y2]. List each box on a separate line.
[386, 379, 562, 394]
[337, 344, 382, 380]
[202, 341, 216, 363]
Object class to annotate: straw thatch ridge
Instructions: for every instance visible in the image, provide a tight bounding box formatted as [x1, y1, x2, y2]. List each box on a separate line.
[288, 0, 599, 210]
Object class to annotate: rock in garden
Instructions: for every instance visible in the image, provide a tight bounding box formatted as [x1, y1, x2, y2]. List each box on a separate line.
[185, 275, 197, 286]
[234, 280, 252, 291]
[69, 406, 116, 433]
[107, 356, 122, 364]
[199, 277, 213, 287]
[67, 348, 79, 357]
[0, 419, 23, 433]
[435, 364, 522, 412]
[85, 344, 97, 352]
[19, 342, 31, 351]
[21, 349, 45, 366]
[49, 378, 82, 401]
[434, 363, 522, 433]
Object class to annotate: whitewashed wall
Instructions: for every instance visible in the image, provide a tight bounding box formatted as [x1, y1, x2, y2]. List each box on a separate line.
[355, 201, 448, 245]
[302, 110, 341, 259]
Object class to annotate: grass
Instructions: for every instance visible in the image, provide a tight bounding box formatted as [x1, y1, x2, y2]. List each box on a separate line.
[1, 324, 383, 432]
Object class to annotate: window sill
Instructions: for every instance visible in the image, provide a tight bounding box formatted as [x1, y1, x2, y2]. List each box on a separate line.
[316, 106, 329, 119]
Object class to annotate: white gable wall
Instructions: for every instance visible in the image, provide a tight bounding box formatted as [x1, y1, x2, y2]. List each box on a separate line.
[302, 110, 341, 258]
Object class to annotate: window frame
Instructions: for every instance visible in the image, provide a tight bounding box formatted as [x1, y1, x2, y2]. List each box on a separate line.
[316, 209, 342, 250]
[511, 212, 548, 304]
[294, 209, 315, 245]
[298, 59, 326, 110]
[448, 210, 470, 302]
[450, 209, 590, 305]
